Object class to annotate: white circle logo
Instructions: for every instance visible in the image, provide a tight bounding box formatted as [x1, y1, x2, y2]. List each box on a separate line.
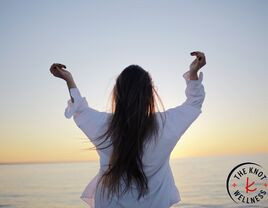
[226, 162, 268, 204]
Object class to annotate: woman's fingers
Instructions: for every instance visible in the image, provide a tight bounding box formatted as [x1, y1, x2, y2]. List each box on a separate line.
[57, 63, 66, 69]
[51, 63, 66, 68]
[190, 51, 204, 55]
[191, 51, 206, 62]
[54, 63, 66, 69]
[191, 51, 205, 58]
[50, 64, 58, 75]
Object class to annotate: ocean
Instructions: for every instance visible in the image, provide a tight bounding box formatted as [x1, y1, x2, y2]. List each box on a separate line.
[0, 154, 267, 208]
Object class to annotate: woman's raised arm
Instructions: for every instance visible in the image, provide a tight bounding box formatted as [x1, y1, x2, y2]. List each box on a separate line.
[157, 51, 206, 156]
[50, 63, 77, 102]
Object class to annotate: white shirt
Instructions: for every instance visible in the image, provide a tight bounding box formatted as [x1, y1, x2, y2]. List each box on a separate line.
[64, 71, 205, 208]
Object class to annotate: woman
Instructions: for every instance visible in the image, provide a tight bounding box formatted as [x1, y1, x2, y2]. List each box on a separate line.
[50, 51, 206, 208]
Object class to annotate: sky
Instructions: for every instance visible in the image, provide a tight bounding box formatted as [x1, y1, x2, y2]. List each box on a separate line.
[0, 0, 267, 163]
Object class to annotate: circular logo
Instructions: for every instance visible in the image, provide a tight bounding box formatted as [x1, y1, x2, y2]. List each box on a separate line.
[226, 162, 268, 204]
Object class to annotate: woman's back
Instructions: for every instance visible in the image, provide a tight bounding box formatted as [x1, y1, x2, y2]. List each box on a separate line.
[51, 51, 206, 208]
[65, 69, 205, 208]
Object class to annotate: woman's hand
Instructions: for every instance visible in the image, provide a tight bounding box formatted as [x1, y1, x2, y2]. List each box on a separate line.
[190, 51, 206, 72]
[50, 63, 73, 82]
[189, 51, 206, 80]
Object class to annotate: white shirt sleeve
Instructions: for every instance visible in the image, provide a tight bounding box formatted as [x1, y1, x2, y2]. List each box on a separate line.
[181, 70, 205, 109]
[64, 88, 110, 147]
[159, 71, 205, 153]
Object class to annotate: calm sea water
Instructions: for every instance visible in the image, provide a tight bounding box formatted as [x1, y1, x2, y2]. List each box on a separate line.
[0, 154, 267, 208]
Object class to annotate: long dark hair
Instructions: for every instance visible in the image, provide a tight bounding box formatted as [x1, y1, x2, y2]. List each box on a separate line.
[95, 65, 165, 200]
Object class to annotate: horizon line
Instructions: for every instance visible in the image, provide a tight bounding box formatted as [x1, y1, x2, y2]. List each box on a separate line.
[1, 152, 267, 165]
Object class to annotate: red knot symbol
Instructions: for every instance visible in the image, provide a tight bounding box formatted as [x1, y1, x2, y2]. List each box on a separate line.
[245, 177, 257, 193]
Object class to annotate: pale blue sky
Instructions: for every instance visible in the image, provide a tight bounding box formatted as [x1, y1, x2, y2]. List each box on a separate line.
[0, 0, 267, 163]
